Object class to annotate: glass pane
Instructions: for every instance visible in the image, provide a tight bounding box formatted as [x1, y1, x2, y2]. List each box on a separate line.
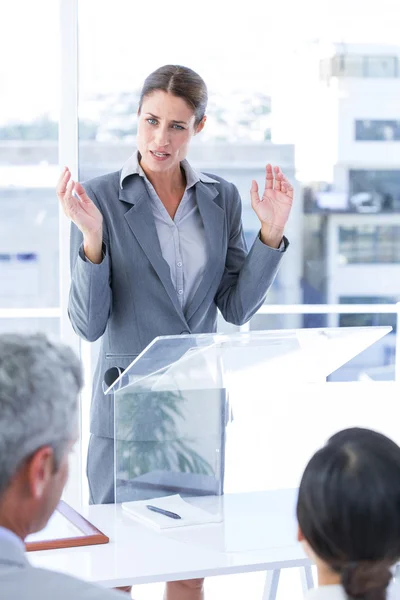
[77, 0, 400, 330]
[356, 119, 400, 141]
[338, 225, 400, 263]
[112, 327, 391, 502]
[0, 1, 59, 311]
[249, 310, 396, 382]
[348, 170, 400, 212]
[343, 54, 365, 77]
[77, 0, 296, 310]
[366, 55, 398, 77]
[75, 2, 400, 590]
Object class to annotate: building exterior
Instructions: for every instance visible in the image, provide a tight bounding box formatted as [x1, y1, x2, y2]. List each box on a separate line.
[321, 45, 400, 316]
[299, 44, 400, 378]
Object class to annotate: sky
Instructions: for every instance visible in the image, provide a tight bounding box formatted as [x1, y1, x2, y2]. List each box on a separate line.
[1, 0, 400, 124]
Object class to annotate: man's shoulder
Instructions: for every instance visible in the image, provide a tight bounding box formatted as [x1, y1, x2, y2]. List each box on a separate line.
[0, 563, 124, 600]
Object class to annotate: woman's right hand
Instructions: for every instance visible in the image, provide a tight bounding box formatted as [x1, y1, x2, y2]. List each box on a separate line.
[57, 167, 103, 238]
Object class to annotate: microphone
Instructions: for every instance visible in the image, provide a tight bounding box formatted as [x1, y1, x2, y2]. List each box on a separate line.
[103, 366, 125, 394]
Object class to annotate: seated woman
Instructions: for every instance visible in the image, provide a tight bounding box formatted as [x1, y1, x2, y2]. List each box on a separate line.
[297, 427, 400, 600]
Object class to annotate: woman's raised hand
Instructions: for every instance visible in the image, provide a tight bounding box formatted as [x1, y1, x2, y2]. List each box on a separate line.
[57, 167, 103, 238]
[250, 164, 294, 247]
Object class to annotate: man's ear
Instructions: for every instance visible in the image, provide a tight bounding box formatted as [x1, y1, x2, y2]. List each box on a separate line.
[195, 115, 207, 135]
[26, 446, 54, 499]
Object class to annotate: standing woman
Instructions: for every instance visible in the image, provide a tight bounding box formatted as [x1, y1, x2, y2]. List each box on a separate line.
[57, 64, 293, 599]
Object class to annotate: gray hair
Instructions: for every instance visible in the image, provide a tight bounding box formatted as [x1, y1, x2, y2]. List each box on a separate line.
[0, 333, 83, 496]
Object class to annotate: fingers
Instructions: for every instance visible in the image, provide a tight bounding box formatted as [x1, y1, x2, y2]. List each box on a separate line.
[265, 164, 274, 190]
[273, 166, 282, 192]
[57, 168, 93, 218]
[264, 164, 294, 200]
[250, 180, 260, 206]
[74, 181, 92, 204]
[63, 177, 76, 212]
[56, 167, 71, 197]
[281, 173, 294, 199]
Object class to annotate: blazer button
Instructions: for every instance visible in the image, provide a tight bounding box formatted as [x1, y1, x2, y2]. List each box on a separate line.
[180, 330, 190, 335]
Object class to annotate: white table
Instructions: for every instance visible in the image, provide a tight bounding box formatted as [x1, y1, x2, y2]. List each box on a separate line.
[29, 488, 313, 600]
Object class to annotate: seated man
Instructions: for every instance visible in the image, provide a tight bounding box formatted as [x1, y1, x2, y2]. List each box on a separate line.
[0, 333, 125, 599]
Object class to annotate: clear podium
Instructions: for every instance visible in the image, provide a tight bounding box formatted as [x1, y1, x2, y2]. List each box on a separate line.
[105, 326, 391, 503]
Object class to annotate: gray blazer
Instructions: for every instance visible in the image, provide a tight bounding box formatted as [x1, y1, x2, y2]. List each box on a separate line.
[69, 170, 288, 438]
[0, 536, 123, 600]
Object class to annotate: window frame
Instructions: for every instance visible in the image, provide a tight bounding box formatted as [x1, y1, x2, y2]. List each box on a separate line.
[59, 0, 84, 506]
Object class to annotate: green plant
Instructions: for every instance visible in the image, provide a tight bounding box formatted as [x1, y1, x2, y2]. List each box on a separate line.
[115, 388, 214, 480]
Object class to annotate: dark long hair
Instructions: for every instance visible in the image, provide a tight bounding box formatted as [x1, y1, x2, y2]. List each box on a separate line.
[297, 428, 400, 600]
[138, 65, 208, 125]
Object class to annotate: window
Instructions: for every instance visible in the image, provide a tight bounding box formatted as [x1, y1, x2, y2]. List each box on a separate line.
[77, 0, 288, 308]
[332, 54, 364, 77]
[355, 120, 400, 141]
[349, 170, 400, 212]
[365, 55, 399, 78]
[339, 296, 397, 331]
[339, 225, 400, 264]
[0, 0, 60, 337]
[331, 54, 399, 78]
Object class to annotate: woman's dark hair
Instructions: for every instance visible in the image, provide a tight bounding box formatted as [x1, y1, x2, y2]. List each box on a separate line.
[138, 65, 208, 125]
[297, 427, 400, 600]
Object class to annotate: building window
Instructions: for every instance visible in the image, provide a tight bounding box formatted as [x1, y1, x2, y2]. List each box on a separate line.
[339, 225, 400, 264]
[332, 54, 364, 77]
[339, 296, 397, 332]
[331, 54, 399, 78]
[349, 170, 400, 212]
[365, 56, 399, 78]
[355, 120, 400, 141]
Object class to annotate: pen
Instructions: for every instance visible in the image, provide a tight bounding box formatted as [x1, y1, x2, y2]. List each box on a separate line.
[146, 504, 182, 520]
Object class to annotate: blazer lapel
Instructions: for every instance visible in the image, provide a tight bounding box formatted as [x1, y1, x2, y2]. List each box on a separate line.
[185, 181, 224, 322]
[119, 178, 188, 324]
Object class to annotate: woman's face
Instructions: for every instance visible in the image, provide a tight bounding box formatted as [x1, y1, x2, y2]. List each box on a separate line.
[137, 90, 205, 174]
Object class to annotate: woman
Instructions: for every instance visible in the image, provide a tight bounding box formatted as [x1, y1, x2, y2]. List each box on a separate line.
[297, 427, 400, 600]
[57, 64, 293, 599]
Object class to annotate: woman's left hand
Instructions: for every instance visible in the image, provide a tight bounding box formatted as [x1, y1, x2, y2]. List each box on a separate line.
[250, 164, 294, 248]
